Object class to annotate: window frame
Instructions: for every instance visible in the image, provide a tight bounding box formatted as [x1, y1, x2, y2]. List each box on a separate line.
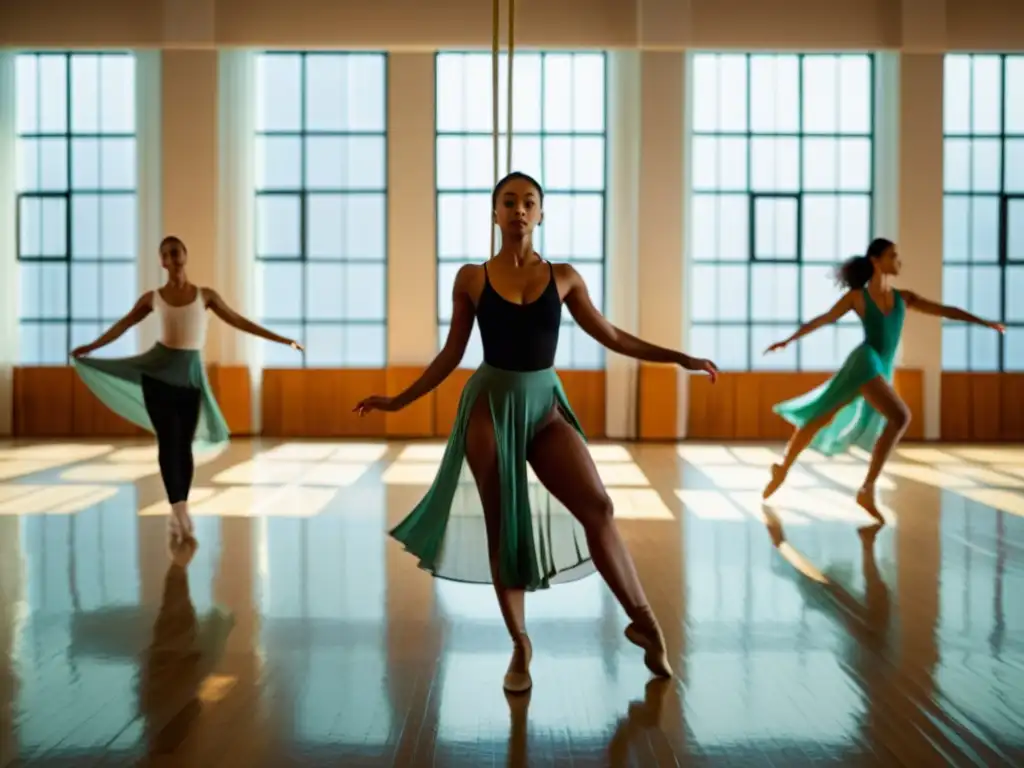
[688, 52, 877, 372]
[432, 50, 610, 370]
[254, 50, 390, 369]
[942, 53, 1024, 372]
[15, 50, 138, 363]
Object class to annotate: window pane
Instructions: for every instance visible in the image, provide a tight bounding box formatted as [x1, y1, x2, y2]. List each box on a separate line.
[750, 55, 799, 133]
[1009, 199, 1024, 262]
[436, 51, 606, 369]
[1005, 327, 1024, 372]
[1005, 57, 1024, 133]
[16, 52, 139, 361]
[750, 138, 798, 192]
[255, 52, 389, 367]
[1006, 140, 1024, 194]
[802, 56, 839, 134]
[943, 196, 969, 262]
[1005, 266, 1024, 322]
[944, 55, 971, 135]
[751, 264, 798, 321]
[753, 197, 797, 260]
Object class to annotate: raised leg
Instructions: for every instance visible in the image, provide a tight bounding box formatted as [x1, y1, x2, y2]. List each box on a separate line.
[857, 376, 911, 524]
[763, 403, 844, 500]
[464, 396, 531, 692]
[527, 412, 671, 677]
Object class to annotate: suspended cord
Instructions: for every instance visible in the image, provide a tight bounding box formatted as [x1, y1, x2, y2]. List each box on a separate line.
[490, 0, 516, 259]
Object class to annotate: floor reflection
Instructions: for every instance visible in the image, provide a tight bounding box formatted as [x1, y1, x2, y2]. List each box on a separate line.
[0, 439, 1021, 765]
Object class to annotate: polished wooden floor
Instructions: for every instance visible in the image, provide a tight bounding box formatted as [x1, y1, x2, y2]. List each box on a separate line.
[0, 437, 1022, 767]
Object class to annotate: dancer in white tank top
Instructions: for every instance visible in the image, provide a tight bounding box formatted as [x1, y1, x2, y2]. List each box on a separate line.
[71, 236, 303, 539]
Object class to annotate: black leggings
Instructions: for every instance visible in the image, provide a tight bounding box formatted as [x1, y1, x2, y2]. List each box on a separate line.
[141, 375, 201, 504]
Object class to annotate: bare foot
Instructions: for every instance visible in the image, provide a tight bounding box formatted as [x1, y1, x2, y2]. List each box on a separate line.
[170, 502, 195, 539]
[855, 486, 886, 525]
[503, 634, 532, 693]
[762, 463, 787, 500]
[624, 609, 673, 678]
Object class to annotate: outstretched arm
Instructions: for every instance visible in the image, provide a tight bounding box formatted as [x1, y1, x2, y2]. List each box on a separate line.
[356, 266, 476, 414]
[901, 290, 1005, 331]
[205, 289, 301, 349]
[767, 291, 856, 352]
[563, 266, 718, 379]
[71, 293, 154, 357]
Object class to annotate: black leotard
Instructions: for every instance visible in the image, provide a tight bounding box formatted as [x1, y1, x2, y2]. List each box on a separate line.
[476, 261, 561, 372]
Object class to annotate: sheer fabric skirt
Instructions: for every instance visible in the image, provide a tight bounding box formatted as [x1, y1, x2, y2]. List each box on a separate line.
[390, 363, 596, 591]
[72, 342, 230, 447]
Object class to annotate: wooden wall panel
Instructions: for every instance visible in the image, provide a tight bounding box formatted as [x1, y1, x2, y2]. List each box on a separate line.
[261, 369, 386, 437]
[385, 366, 434, 438]
[13, 368, 75, 436]
[940, 372, 1024, 441]
[685, 370, 928, 441]
[638, 363, 678, 440]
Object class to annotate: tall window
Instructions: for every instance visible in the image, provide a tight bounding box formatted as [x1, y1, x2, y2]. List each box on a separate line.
[435, 52, 607, 369]
[255, 52, 388, 368]
[943, 54, 1024, 372]
[688, 54, 874, 371]
[15, 52, 137, 364]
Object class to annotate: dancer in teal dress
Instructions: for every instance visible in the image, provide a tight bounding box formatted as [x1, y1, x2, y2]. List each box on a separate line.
[71, 236, 303, 538]
[761, 238, 1005, 522]
[355, 172, 718, 692]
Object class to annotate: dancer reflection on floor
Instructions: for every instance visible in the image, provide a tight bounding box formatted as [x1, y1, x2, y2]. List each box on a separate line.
[762, 237, 1004, 521]
[71, 236, 302, 538]
[355, 172, 718, 692]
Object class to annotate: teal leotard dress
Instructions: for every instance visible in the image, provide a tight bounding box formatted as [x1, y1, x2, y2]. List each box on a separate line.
[774, 288, 905, 456]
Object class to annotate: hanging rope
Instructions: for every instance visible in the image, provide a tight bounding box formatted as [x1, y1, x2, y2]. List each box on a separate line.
[490, 0, 516, 259]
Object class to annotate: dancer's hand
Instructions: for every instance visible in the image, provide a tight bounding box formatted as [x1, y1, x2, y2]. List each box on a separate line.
[288, 339, 305, 352]
[681, 355, 719, 384]
[70, 344, 94, 359]
[764, 340, 788, 354]
[353, 395, 399, 415]
[987, 321, 1006, 333]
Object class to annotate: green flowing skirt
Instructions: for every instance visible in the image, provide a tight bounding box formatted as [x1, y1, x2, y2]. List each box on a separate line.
[72, 343, 230, 447]
[773, 343, 892, 456]
[390, 364, 596, 591]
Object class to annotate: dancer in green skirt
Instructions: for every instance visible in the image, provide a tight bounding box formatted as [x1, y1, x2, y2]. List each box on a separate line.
[355, 172, 718, 692]
[762, 237, 1005, 522]
[71, 236, 303, 538]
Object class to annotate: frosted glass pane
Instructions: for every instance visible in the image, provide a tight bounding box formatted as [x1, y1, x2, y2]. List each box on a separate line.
[436, 262, 463, 323]
[969, 196, 999, 263]
[572, 54, 605, 132]
[716, 326, 750, 371]
[943, 196, 969, 262]
[71, 138, 99, 189]
[801, 264, 845, 321]
[1005, 327, 1024, 372]
[20, 262, 68, 319]
[713, 265, 749, 321]
[38, 55, 68, 132]
[1006, 140, 1024, 194]
[261, 323, 304, 368]
[690, 195, 717, 261]
[750, 138, 798, 192]
[1005, 267, 1024, 322]
[802, 57, 839, 134]
[943, 265, 969, 309]
[969, 324, 999, 371]
[344, 264, 386, 321]
[1005, 57, 1024, 133]
[543, 54, 574, 132]
[573, 262, 604, 314]
[100, 263, 135, 319]
[71, 262, 100, 319]
[256, 136, 301, 190]
[751, 264, 798, 321]
[717, 55, 748, 131]
[971, 139, 1001, 192]
[345, 194, 386, 260]
[753, 197, 797, 260]
[39, 138, 68, 192]
[18, 198, 41, 257]
[749, 55, 799, 133]
[970, 56, 1002, 135]
[944, 139, 970, 192]
[838, 56, 872, 133]
[71, 55, 100, 133]
[305, 324, 345, 367]
[837, 195, 870, 261]
[256, 196, 301, 257]
[943, 55, 971, 134]
[691, 55, 721, 132]
[1009, 199, 1024, 262]
[752, 325, 797, 370]
[562, 323, 603, 370]
[16, 55, 38, 134]
[802, 138, 837, 190]
[256, 54, 301, 132]
[306, 262, 344, 321]
[969, 265, 1001, 315]
[259, 263, 302, 321]
[100, 138, 135, 190]
[344, 323, 386, 367]
[717, 195, 749, 261]
[569, 137, 605, 190]
[100, 55, 135, 133]
[436, 55, 467, 133]
[71, 195, 100, 258]
[306, 194, 343, 258]
[100, 194, 137, 259]
[41, 198, 67, 258]
[837, 138, 871, 191]
[802, 195, 838, 262]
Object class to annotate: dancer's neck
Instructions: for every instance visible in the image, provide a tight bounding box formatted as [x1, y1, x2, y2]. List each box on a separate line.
[868, 273, 892, 292]
[164, 272, 189, 289]
[494, 239, 539, 268]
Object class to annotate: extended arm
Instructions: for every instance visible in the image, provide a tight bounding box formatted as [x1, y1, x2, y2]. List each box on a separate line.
[205, 289, 300, 348]
[901, 290, 1005, 330]
[768, 291, 856, 351]
[71, 293, 154, 356]
[563, 266, 717, 377]
[356, 266, 476, 414]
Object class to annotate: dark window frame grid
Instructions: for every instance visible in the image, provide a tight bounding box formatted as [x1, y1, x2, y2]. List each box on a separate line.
[254, 50, 390, 368]
[942, 53, 1024, 372]
[689, 52, 876, 371]
[15, 51, 137, 362]
[433, 50, 609, 370]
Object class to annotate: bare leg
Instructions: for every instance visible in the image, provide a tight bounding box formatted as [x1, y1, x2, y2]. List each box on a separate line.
[464, 397, 531, 692]
[527, 412, 671, 677]
[763, 404, 843, 500]
[857, 377, 911, 524]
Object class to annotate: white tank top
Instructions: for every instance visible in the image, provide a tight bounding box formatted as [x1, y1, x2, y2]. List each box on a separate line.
[153, 287, 208, 350]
